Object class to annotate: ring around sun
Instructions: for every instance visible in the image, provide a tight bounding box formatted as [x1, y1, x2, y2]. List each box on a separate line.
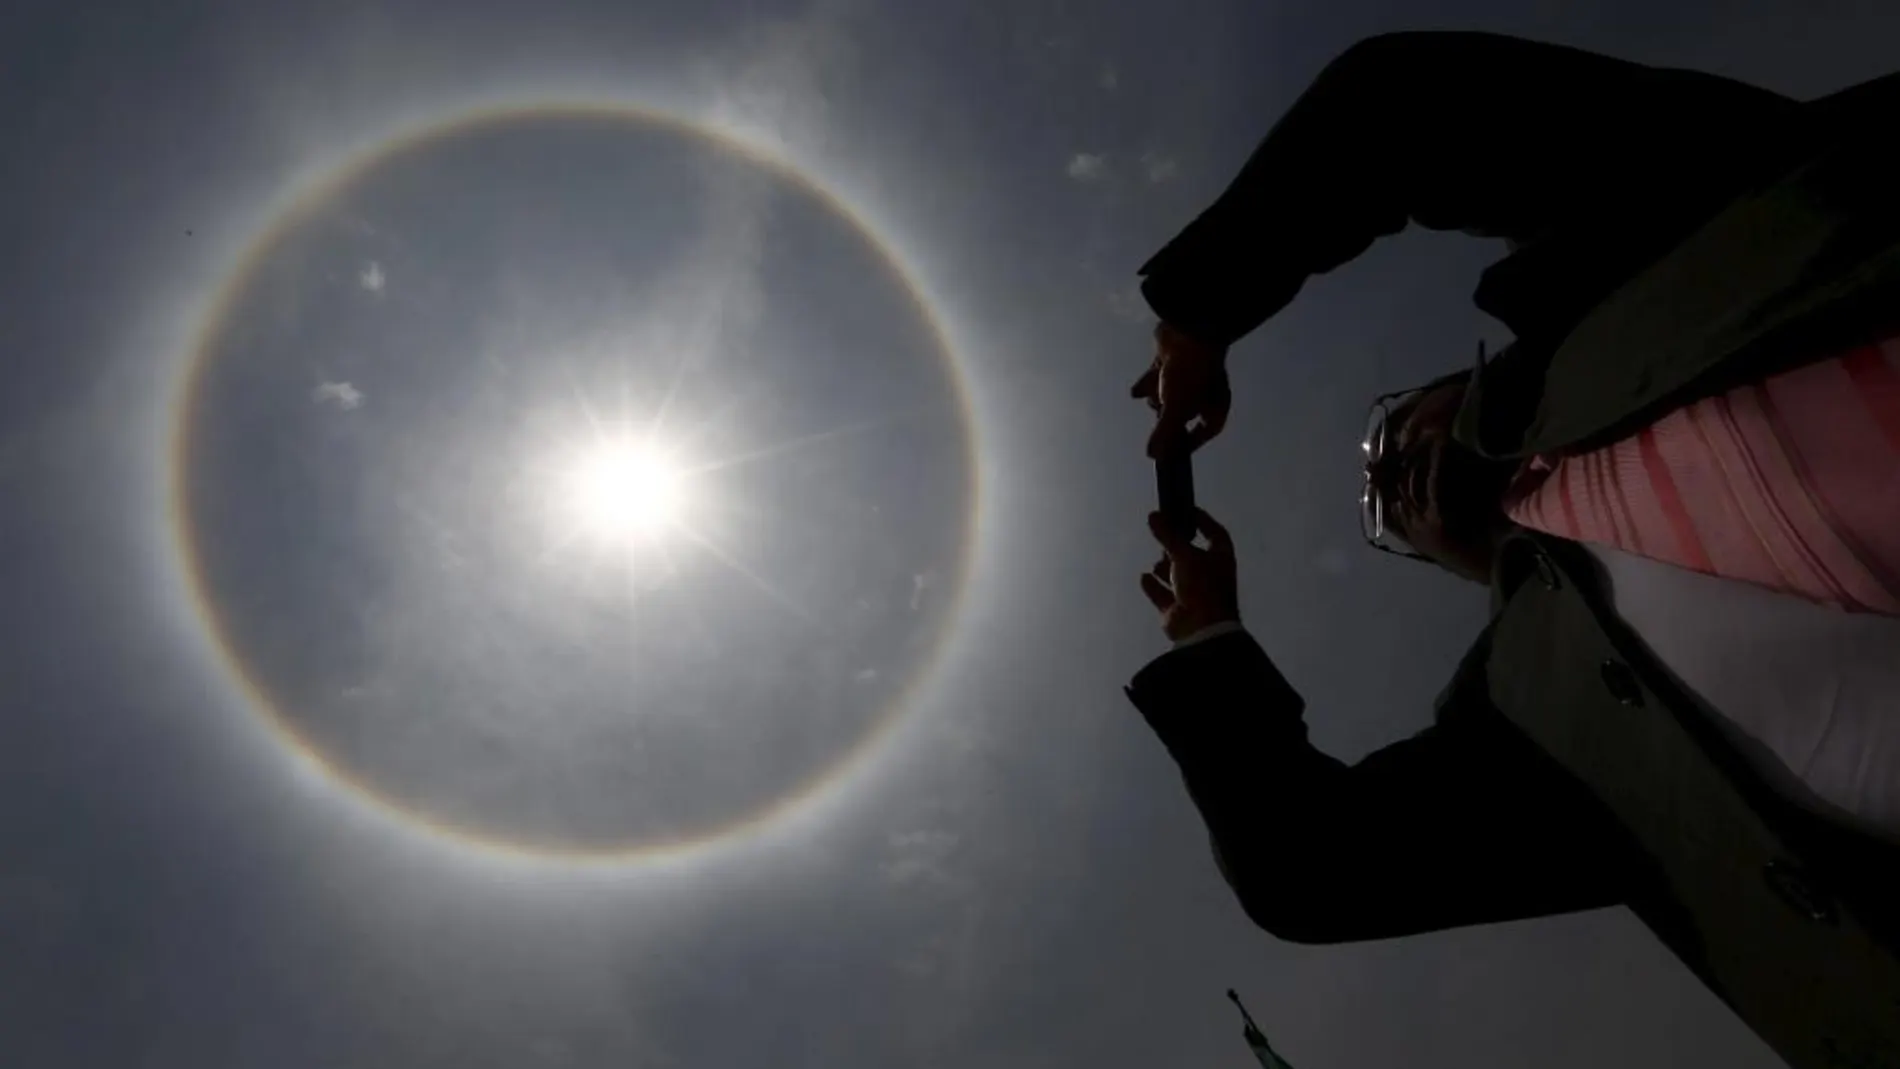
[173, 106, 977, 858]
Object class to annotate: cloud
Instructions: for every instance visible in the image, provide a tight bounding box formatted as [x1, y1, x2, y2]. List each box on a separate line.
[313, 381, 364, 410]
[880, 827, 980, 986]
[1140, 151, 1180, 183]
[669, 7, 860, 374]
[910, 571, 936, 612]
[1066, 152, 1108, 182]
[699, 2, 856, 158]
[880, 829, 960, 889]
[359, 260, 385, 293]
[854, 668, 879, 684]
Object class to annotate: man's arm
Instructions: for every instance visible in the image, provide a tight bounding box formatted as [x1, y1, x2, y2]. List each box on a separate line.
[1126, 628, 1632, 943]
[1140, 31, 1796, 348]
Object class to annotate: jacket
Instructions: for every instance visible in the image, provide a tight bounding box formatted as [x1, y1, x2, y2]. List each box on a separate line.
[1127, 32, 1900, 1069]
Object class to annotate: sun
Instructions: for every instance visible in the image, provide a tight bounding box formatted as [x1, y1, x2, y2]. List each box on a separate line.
[559, 438, 689, 543]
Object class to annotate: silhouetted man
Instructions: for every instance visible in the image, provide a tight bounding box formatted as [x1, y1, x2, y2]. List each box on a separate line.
[1124, 32, 1900, 1069]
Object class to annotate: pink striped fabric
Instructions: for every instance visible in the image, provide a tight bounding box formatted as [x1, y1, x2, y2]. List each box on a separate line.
[1505, 337, 1900, 616]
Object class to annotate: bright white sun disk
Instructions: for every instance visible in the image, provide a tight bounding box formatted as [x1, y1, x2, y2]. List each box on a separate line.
[563, 441, 687, 540]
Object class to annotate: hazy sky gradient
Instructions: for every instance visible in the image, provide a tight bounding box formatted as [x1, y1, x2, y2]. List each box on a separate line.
[4, 1, 1897, 1066]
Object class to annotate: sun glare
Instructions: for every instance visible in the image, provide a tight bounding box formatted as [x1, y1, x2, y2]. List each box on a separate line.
[561, 439, 688, 543]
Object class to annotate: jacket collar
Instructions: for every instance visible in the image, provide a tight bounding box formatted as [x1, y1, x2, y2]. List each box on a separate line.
[1489, 528, 1592, 614]
[1453, 117, 1900, 462]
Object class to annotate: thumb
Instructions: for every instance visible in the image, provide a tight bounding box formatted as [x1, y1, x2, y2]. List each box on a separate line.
[1139, 571, 1175, 612]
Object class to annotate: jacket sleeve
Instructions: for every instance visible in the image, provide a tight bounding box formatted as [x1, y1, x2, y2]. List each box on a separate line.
[1139, 31, 1796, 348]
[1126, 629, 1632, 944]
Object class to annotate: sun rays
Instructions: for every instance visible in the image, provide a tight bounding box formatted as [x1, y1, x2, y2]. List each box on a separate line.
[518, 375, 897, 633]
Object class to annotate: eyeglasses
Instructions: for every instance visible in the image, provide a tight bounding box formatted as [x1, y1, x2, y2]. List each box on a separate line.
[1360, 388, 1433, 562]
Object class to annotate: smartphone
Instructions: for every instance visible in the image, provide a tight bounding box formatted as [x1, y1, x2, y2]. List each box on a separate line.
[1156, 449, 1197, 541]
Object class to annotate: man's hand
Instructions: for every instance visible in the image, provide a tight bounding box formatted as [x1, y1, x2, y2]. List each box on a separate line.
[1131, 322, 1231, 458]
[1140, 508, 1241, 642]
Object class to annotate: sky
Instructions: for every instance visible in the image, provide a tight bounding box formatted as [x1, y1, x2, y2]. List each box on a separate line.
[2, 1, 1897, 1066]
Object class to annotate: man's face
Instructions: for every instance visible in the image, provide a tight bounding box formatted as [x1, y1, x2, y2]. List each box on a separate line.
[1367, 381, 1515, 582]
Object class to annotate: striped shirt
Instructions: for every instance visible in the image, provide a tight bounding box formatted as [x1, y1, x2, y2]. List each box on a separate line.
[1506, 338, 1900, 616]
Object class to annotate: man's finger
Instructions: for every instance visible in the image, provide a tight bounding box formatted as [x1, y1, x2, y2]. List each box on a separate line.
[1147, 409, 1190, 459]
[1151, 555, 1172, 582]
[1139, 571, 1175, 612]
[1196, 508, 1234, 554]
[1188, 405, 1229, 451]
[1147, 510, 1192, 556]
